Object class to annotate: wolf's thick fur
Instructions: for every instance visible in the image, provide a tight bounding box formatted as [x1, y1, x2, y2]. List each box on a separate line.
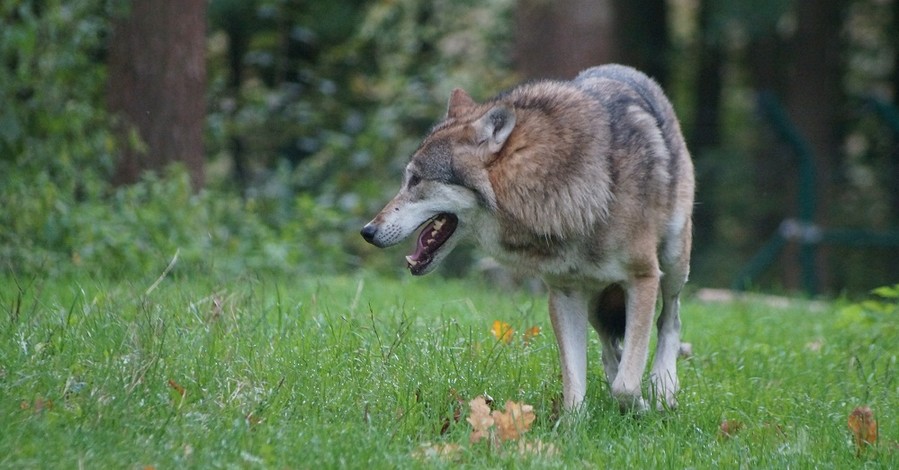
[361, 64, 694, 411]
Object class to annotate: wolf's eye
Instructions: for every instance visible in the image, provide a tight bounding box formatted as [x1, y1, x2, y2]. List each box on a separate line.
[407, 174, 421, 188]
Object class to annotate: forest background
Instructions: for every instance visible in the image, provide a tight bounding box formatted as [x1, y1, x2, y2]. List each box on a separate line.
[3, 0, 899, 295]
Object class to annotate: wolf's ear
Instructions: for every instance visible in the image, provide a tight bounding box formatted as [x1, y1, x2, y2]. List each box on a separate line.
[475, 105, 516, 154]
[446, 88, 476, 119]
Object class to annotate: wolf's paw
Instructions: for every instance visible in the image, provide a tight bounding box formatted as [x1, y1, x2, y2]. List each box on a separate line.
[654, 394, 678, 412]
[616, 395, 648, 414]
[611, 383, 648, 414]
[650, 374, 679, 411]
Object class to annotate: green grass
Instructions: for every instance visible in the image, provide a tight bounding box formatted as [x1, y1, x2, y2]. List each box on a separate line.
[1, 271, 897, 468]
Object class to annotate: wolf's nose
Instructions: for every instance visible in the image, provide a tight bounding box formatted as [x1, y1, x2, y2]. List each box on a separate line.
[360, 224, 377, 244]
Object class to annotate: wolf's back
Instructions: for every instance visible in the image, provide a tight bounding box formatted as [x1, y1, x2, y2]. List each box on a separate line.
[574, 64, 688, 163]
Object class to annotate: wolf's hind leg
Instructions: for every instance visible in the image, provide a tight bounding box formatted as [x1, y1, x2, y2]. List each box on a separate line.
[650, 286, 682, 410]
[610, 275, 658, 412]
[651, 224, 692, 410]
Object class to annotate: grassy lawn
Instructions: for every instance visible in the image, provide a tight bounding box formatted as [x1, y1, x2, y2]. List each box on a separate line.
[1, 271, 896, 468]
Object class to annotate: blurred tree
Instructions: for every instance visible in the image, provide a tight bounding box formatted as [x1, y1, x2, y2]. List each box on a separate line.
[209, 0, 260, 190]
[612, 0, 669, 85]
[107, 0, 207, 189]
[690, 0, 723, 151]
[784, 0, 847, 291]
[891, 0, 899, 220]
[689, 0, 725, 263]
[740, 2, 795, 288]
[514, 0, 669, 84]
[514, 0, 616, 79]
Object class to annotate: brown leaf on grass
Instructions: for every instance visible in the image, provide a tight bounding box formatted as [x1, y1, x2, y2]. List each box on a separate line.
[167, 379, 186, 397]
[467, 396, 494, 444]
[719, 419, 744, 439]
[517, 439, 558, 456]
[412, 442, 463, 461]
[523, 326, 541, 345]
[23, 397, 53, 413]
[491, 320, 514, 344]
[848, 406, 877, 455]
[492, 401, 536, 441]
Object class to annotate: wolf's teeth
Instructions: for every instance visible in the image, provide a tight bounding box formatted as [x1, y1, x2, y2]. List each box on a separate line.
[433, 219, 444, 230]
[430, 230, 438, 237]
[426, 238, 436, 245]
[405, 255, 418, 267]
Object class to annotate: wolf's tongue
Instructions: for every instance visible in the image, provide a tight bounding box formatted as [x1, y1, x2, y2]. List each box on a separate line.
[405, 213, 458, 271]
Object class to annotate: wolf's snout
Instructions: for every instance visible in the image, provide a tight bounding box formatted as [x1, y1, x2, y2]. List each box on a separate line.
[360, 223, 378, 244]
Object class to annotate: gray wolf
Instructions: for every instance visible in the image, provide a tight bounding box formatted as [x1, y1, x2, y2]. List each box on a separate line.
[361, 64, 694, 412]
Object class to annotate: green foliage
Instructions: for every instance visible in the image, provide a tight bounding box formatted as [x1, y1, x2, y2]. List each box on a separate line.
[2, 166, 351, 278]
[0, 0, 118, 276]
[0, 1, 118, 196]
[838, 284, 899, 341]
[207, 0, 516, 211]
[308, 0, 517, 207]
[0, 1, 357, 280]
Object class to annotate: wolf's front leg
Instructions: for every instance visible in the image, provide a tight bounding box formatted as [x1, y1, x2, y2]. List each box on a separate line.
[548, 289, 588, 410]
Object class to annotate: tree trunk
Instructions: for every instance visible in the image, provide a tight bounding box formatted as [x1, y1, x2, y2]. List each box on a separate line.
[611, 0, 669, 86]
[891, 0, 899, 222]
[689, 0, 724, 263]
[514, 0, 669, 84]
[785, 0, 846, 293]
[107, 0, 206, 190]
[514, 0, 616, 79]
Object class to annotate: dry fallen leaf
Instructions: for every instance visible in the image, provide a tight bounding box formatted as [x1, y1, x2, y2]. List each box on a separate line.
[523, 326, 541, 345]
[413, 442, 463, 460]
[517, 438, 558, 456]
[492, 401, 536, 441]
[848, 406, 877, 456]
[719, 419, 744, 439]
[467, 396, 495, 444]
[168, 379, 186, 397]
[491, 320, 514, 344]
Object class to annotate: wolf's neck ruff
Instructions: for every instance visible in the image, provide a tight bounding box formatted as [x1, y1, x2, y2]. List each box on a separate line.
[406, 213, 458, 275]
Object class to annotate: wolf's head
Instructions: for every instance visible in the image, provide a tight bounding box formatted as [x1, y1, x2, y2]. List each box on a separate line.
[360, 89, 516, 275]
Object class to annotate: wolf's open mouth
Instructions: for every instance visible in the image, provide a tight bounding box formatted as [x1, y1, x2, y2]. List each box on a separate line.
[406, 213, 458, 275]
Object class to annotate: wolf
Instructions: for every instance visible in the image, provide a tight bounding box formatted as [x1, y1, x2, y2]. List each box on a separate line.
[361, 64, 694, 412]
